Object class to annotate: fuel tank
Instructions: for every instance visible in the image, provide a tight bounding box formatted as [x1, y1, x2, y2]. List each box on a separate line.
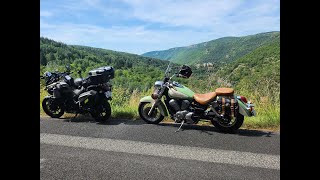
[168, 81, 194, 100]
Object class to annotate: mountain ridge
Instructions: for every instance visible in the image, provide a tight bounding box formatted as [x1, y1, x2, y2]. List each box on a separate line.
[142, 31, 280, 65]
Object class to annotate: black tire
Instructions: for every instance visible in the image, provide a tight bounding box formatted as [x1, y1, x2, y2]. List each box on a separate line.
[42, 97, 65, 118]
[91, 100, 111, 122]
[138, 102, 164, 124]
[211, 114, 244, 133]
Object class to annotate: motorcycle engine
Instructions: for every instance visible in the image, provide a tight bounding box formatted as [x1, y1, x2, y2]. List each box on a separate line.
[174, 110, 188, 123]
[169, 99, 190, 111]
[169, 99, 197, 123]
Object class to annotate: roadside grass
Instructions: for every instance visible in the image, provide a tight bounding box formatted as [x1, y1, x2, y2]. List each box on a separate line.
[242, 103, 280, 130]
[110, 88, 148, 119]
[236, 85, 280, 131]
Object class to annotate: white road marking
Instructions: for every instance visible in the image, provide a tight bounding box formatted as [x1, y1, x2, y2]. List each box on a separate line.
[40, 133, 280, 170]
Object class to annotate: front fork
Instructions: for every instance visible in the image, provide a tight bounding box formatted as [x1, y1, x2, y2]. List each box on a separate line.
[148, 99, 160, 116]
[148, 85, 166, 116]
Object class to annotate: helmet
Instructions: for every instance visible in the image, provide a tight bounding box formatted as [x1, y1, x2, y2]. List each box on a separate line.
[178, 65, 192, 78]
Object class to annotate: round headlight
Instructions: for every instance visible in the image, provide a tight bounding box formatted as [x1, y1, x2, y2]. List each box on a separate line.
[151, 93, 158, 99]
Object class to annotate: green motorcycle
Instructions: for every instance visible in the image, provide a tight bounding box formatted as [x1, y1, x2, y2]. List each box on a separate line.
[138, 64, 256, 133]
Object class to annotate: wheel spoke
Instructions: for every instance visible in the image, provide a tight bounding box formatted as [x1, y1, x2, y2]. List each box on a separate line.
[142, 106, 160, 122]
[139, 102, 164, 124]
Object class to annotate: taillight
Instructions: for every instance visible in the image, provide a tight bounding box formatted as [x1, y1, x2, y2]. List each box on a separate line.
[239, 96, 248, 103]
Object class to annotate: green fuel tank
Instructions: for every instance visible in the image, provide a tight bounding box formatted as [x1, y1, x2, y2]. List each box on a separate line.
[168, 81, 195, 100]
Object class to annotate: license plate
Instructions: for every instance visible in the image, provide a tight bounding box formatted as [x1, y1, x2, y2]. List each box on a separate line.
[105, 91, 112, 98]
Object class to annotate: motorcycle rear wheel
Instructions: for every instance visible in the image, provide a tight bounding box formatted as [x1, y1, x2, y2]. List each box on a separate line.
[42, 97, 65, 118]
[211, 114, 244, 133]
[138, 102, 164, 124]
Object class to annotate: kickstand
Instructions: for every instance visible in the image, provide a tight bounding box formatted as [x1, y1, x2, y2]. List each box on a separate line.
[175, 121, 185, 132]
[73, 114, 78, 119]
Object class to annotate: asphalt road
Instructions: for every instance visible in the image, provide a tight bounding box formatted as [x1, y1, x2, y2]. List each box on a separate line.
[40, 116, 280, 180]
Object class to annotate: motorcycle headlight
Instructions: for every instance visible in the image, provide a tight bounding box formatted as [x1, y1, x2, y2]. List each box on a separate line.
[151, 88, 160, 99]
[151, 93, 158, 99]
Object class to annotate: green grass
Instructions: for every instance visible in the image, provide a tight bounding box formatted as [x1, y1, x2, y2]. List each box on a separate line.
[236, 79, 280, 131]
[111, 105, 139, 119]
[242, 103, 280, 130]
[109, 88, 149, 119]
[111, 89, 140, 119]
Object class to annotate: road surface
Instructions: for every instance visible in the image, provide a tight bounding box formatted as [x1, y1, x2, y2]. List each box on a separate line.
[40, 116, 280, 180]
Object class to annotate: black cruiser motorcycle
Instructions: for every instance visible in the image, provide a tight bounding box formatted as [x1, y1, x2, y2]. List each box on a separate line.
[138, 64, 256, 133]
[41, 66, 114, 122]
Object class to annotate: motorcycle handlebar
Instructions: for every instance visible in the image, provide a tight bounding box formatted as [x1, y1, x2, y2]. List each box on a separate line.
[163, 73, 185, 82]
[177, 74, 188, 78]
[163, 77, 170, 83]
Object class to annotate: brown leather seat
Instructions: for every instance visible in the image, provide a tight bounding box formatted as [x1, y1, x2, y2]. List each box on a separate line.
[193, 92, 217, 105]
[215, 88, 234, 96]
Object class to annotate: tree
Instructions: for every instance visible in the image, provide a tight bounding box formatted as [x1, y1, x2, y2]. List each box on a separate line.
[47, 53, 55, 62]
[40, 51, 47, 66]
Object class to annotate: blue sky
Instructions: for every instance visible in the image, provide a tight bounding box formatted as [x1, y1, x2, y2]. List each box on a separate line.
[40, 0, 280, 55]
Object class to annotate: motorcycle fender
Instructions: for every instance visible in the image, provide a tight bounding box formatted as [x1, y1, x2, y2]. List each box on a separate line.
[238, 100, 253, 117]
[139, 96, 168, 116]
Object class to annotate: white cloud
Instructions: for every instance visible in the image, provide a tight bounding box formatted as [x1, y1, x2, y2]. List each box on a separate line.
[117, 0, 280, 34]
[56, 0, 127, 18]
[120, 0, 243, 27]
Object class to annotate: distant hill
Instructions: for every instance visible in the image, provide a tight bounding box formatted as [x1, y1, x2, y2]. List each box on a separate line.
[218, 37, 279, 87]
[196, 36, 281, 105]
[142, 31, 280, 65]
[40, 37, 173, 91]
[40, 37, 170, 70]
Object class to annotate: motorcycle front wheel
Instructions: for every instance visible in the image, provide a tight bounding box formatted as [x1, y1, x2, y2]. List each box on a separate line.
[42, 97, 65, 118]
[138, 102, 164, 124]
[211, 114, 244, 133]
[91, 100, 111, 122]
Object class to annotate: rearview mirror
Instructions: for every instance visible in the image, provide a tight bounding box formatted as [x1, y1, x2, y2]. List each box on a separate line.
[66, 65, 71, 72]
